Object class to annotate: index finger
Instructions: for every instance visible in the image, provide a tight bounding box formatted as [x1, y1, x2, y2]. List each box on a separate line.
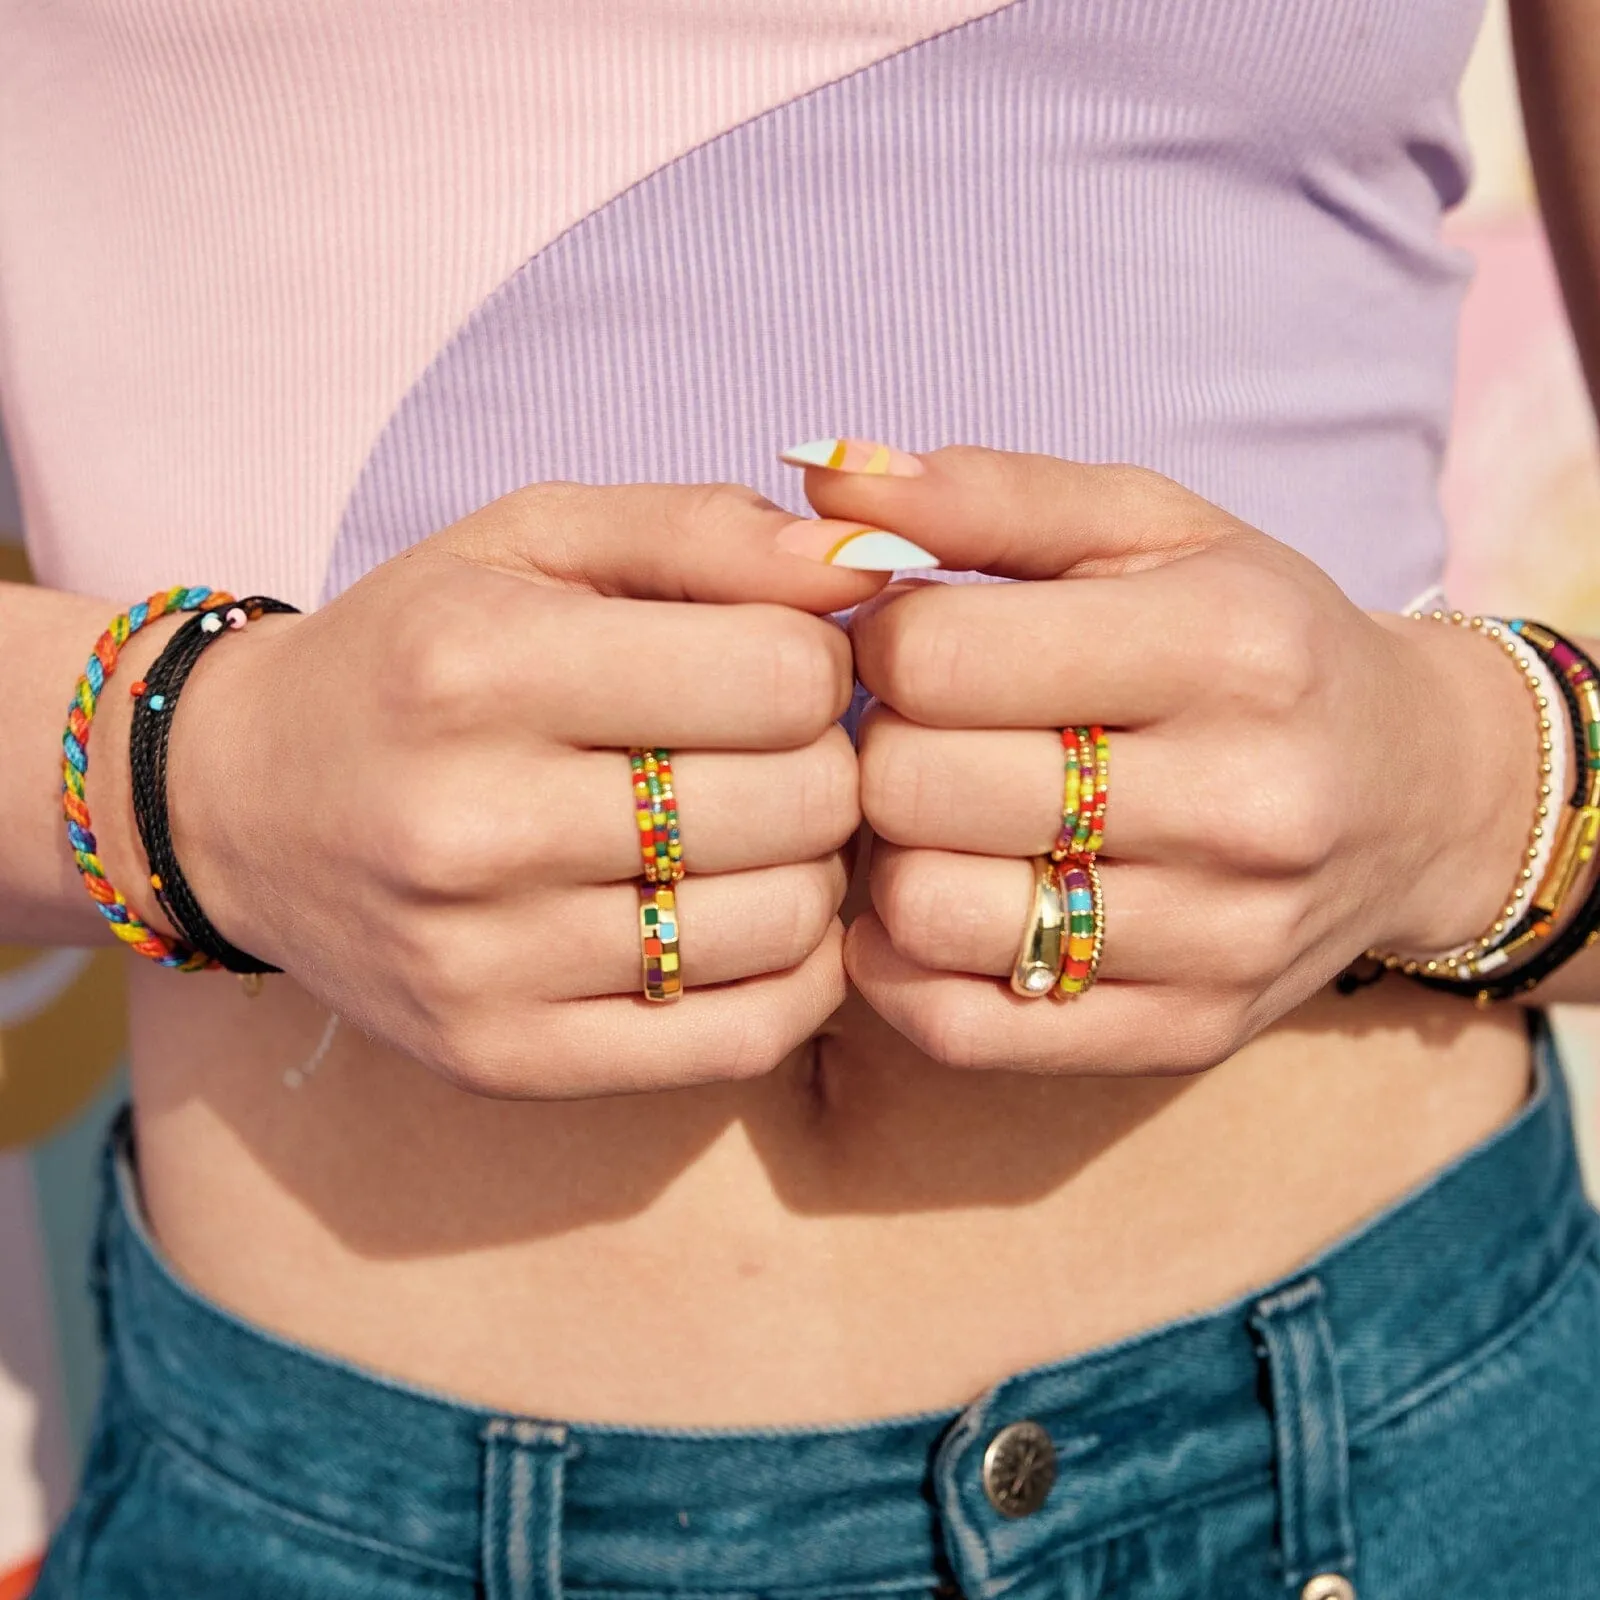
[850, 563, 1212, 728]
[541, 591, 858, 749]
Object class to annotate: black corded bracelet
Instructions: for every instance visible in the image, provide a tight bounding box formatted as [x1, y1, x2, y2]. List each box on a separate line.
[128, 596, 301, 976]
[1341, 619, 1600, 1005]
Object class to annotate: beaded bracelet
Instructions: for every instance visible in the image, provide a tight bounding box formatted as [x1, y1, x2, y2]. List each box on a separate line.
[1346, 613, 1600, 1003]
[129, 596, 300, 975]
[62, 586, 234, 969]
[1401, 619, 1600, 1001]
[1354, 612, 1555, 982]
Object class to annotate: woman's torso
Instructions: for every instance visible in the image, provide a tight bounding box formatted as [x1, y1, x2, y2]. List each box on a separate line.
[0, 0, 1533, 1424]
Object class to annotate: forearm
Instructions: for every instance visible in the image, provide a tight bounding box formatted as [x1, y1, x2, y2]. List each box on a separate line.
[0, 578, 181, 946]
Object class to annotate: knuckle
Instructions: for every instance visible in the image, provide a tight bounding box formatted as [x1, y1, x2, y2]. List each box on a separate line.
[793, 729, 861, 847]
[1209, 579, 1322, 716]
[919, 990, 1002, 1071]
[875, 600, 968, 722]
[372, 776, 498, 901]
[859, 731, 938, 842]
[677, 479, 772, 531]
[770, 864, 839, 962]
[385, 617, 490, 726]
[707, 1005, 793, 1083]
[759, 613, 851, 741]
[1161, 1001, 1244, 1074]
[1204, 899, 1301, 991]
[1221, 751, 1340, 877]
[876, 857, 977, 968]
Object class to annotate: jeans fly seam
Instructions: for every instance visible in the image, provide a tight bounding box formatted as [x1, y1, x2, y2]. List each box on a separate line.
[1348, 1225, 1598, 1442]
[122, 1402, 477, 1580]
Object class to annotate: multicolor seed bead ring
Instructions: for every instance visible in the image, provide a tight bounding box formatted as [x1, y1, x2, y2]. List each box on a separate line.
[1014, 725, 1112, 1002]
[628, 747, 686, 1001]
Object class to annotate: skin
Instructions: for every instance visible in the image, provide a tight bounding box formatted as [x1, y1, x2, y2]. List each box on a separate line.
[1, 0, 1597, 1429]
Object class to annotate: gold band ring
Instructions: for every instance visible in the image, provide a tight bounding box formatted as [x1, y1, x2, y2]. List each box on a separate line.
[1010, 856, 1067, 998]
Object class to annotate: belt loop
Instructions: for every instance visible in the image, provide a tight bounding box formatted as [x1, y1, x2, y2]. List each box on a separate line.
[1249, 1277, 1357, 1597]
[482, 1419, 569, 1600]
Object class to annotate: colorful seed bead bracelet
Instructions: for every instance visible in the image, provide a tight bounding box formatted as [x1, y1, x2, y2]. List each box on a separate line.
[1402, 618, 1600, 1000]
[62, 586, 234, 970]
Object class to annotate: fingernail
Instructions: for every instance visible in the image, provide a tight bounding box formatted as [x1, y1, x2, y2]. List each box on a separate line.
[775, 518, 940, 571]
[778, 437, 926, 477]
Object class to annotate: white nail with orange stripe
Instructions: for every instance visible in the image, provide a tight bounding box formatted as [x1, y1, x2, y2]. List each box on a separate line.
[774, 518, 939, 571]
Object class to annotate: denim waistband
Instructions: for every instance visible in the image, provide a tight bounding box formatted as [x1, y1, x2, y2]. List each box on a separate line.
[94, 1018, 1597, 1596]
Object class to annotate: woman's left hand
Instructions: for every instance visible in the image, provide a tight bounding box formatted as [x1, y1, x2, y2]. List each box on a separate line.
[791, 444, 1539, 1074]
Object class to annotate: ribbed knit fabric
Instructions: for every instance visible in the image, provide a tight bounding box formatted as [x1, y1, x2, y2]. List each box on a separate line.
[0, 0, 1485, 611]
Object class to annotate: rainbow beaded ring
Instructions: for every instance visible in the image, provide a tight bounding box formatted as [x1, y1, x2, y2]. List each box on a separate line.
[1052, 725, 1109, 862]
[629, 748, 684, 885]
[1057, 858, 1104, 998]
[638, 882, 683, 1002]
[62, 586, 235, 970]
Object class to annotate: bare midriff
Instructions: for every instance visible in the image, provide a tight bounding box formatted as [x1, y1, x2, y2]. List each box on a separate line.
[127, 948, 1533, 1428]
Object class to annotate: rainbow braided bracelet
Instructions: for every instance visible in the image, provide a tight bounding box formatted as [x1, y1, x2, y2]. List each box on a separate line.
[62, 585, 233, 970]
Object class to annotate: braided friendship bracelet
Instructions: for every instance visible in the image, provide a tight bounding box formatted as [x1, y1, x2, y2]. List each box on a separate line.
[129, 597, 300, 975]
[62, 586, 235, 969]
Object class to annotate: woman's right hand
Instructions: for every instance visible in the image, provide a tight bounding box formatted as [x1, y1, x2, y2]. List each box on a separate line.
[160, 481, 889, 1098]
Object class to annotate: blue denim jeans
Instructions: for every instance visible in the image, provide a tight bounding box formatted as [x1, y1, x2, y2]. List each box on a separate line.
[35, 1019, 1600, 1599]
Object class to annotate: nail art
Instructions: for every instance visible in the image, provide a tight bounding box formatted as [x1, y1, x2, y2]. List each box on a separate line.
[779, 438, 926, 477]
[775, 518, 940, 571]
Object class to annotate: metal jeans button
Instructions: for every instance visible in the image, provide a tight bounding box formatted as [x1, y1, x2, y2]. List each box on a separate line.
[1301, 1577, 1356, 1600]
[980, 1420, 1057, 1517]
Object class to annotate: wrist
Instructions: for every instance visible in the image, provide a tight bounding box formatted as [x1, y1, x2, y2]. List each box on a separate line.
[1371, 610, 1546, 955]
[155, 610, 302, 966]
[86, 610, 191, 943]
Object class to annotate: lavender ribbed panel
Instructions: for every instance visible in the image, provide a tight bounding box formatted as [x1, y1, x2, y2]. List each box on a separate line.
[327, 0, 1484, 610]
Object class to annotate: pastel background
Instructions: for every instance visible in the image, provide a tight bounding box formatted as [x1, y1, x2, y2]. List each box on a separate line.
[0, 3, 1597, 1590]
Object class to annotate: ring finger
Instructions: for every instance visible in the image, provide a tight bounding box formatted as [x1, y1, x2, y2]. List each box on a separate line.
[859, 709, 1184, 863]
[523, 726, 861, 880]
[510, 855, 849, 999]
[869, 842, 1224, 985]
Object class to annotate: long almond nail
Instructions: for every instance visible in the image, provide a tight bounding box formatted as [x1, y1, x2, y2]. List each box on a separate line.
[775, 518, 940, 571]
[779, 437, 926, 477]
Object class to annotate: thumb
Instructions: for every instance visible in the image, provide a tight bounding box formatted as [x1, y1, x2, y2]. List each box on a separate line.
[449, 477, 915, 614]
[781, 441, 1239, 581]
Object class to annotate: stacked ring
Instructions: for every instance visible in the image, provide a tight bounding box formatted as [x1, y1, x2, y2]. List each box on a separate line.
[1039, 725, 1110, 1000]
[1057, 858, 1104, 997]
[1010, 856, 1068, 997]
[630, 748, 684, 885]
[638, 882, 683, 1003]
[1052, 726, 1109, 860]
